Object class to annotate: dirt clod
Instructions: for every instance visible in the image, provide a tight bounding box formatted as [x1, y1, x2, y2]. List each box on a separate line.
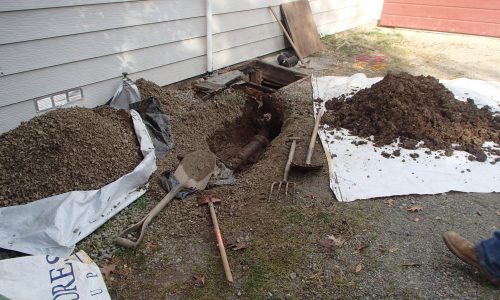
[0, 107, 141, 207]
[324, 73, 500, 161]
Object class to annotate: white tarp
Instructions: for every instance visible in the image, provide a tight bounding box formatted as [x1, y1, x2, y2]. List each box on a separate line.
[0, 110, 157, 256]
[0, 251, 110, 300]
[312, 74, 500, 202]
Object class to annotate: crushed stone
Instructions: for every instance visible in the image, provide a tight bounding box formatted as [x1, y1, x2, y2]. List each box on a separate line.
[0, 106, 142, 207]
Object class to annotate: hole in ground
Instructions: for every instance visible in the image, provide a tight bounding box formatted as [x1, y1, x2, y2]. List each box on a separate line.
[208, 95, 283, 171]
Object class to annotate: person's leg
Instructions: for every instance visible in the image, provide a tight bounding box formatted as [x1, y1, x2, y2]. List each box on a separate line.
[443, 231, 500, 286]
[475, 231, 500, 279]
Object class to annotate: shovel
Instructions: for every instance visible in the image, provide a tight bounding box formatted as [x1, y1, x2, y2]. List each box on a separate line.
[116, 150, 216, 249]
[291, 109, 325, 171]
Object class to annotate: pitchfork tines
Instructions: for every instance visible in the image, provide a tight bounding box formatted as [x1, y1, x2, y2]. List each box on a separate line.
[268, 137, 301, 201]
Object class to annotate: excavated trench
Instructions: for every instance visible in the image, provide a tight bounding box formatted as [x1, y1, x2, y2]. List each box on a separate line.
[208, 95, 284, 171]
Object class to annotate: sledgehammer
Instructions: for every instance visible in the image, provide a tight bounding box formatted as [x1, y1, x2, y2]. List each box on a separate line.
[197, 194, 234, 284]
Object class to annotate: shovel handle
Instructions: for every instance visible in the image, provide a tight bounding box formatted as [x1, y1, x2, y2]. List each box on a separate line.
[209, 202, 233, 284]
[115, 184, 182, 249]
[305, 109, 325, 164]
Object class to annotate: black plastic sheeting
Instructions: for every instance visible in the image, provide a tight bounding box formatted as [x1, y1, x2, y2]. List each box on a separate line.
[130, 97, 174, 158]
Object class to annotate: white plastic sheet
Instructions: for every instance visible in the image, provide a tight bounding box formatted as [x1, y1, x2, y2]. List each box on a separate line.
[312, 74, 500, 202]
[0, 110, 157, 256]
[0, 251, 110, 300]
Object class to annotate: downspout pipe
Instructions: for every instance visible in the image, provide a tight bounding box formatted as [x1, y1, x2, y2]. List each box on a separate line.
[206, 0, 213, 74]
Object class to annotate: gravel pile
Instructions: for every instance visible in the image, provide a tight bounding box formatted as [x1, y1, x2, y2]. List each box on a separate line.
[0, 106, 142, 207]
[324, 72, 500, 161]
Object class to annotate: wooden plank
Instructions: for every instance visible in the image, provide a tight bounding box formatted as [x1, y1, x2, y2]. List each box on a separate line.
[0, 38, 206, 107]
[281, 0, 323, 57]
[379, 15, 500, 37]
[382, 0, 500, 10]
[383, 3, 500, 23]
[0, 0, 138, 12]
[0, 0, 205, 45]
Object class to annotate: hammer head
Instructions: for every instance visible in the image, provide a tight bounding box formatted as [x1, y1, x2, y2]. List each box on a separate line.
[197, 194, 221, 206]
[286, 136, 302, 144]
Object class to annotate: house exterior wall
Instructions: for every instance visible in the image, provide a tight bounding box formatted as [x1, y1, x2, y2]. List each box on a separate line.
[0, 0, 383, 133]
[380, 0, 500, 38]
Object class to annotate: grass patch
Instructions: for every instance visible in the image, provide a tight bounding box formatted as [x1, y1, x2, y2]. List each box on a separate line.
[132, 195, 149, 210]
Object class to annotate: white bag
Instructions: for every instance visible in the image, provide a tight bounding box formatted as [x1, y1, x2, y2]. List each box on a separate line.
[0, 251, 110, 300]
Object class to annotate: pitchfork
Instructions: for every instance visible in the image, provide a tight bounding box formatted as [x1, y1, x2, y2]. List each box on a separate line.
[269, 137, 301, 201]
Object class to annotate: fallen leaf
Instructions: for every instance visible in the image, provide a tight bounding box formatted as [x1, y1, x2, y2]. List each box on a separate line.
[100, 264, 116, 281]
[384, 199, 395, 208]
[496, 210, 500, 216]
[145, 242, 159, 249]
[402, 262, 421, 267]
[192, 273, 205, 286]
[389, 247, 399, 253]
[353, 244, 369, 254]
[327, 235, 346, 247]
[227, 242, 248, 251]
[407, 205, 423, 212]
[354, 263, 364, 274]
[414, 217, 421, 222]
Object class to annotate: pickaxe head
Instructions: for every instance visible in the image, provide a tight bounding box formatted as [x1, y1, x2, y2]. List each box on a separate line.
[197, 194, 221, 206]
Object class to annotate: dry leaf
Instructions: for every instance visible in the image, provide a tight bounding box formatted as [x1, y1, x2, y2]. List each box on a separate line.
[414, 217, 421, 222]
[227, 242, 249, 251]
[354, 263, 364, 274]
[496, 210, 500, 216]
[327, 235, 346, 247]
[407, 205, 423, 212]
[100, 264, 116, 281]
[384, 199, 395, 208]
[353, 244, 369, 254]
[192, 273, 205, 286]
[389, 247, 399, 253]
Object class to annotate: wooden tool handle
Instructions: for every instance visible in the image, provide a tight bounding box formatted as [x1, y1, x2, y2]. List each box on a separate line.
[305, 109, 324, 164]
[209, 202, 234, 284]
[268, 7, 307, 65]
[283, 140, 298, 181]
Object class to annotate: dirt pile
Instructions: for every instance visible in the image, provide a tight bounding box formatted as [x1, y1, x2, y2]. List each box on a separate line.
[324, 72, 500, 161]
[0, 107, 142, 207]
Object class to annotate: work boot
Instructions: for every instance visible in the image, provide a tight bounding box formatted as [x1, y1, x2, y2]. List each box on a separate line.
[443, 231, 500, 286]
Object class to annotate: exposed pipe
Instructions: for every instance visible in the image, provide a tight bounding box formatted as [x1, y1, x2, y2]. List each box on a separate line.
[206, 0, 213, 74]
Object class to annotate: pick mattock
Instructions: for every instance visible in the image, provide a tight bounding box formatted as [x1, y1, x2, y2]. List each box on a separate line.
[197, 194, 233, 284]
[269, 137, 302, 201]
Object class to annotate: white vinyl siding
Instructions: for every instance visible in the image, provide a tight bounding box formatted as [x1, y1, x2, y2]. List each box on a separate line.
[0, 0, 382, 133]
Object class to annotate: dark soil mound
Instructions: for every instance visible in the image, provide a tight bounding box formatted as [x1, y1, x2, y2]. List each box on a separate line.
[324, 72, 500, 161]
[0, 106, 142, 207]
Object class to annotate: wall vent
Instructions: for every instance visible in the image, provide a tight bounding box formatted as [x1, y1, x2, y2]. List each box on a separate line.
[35, 88, 83, 112]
